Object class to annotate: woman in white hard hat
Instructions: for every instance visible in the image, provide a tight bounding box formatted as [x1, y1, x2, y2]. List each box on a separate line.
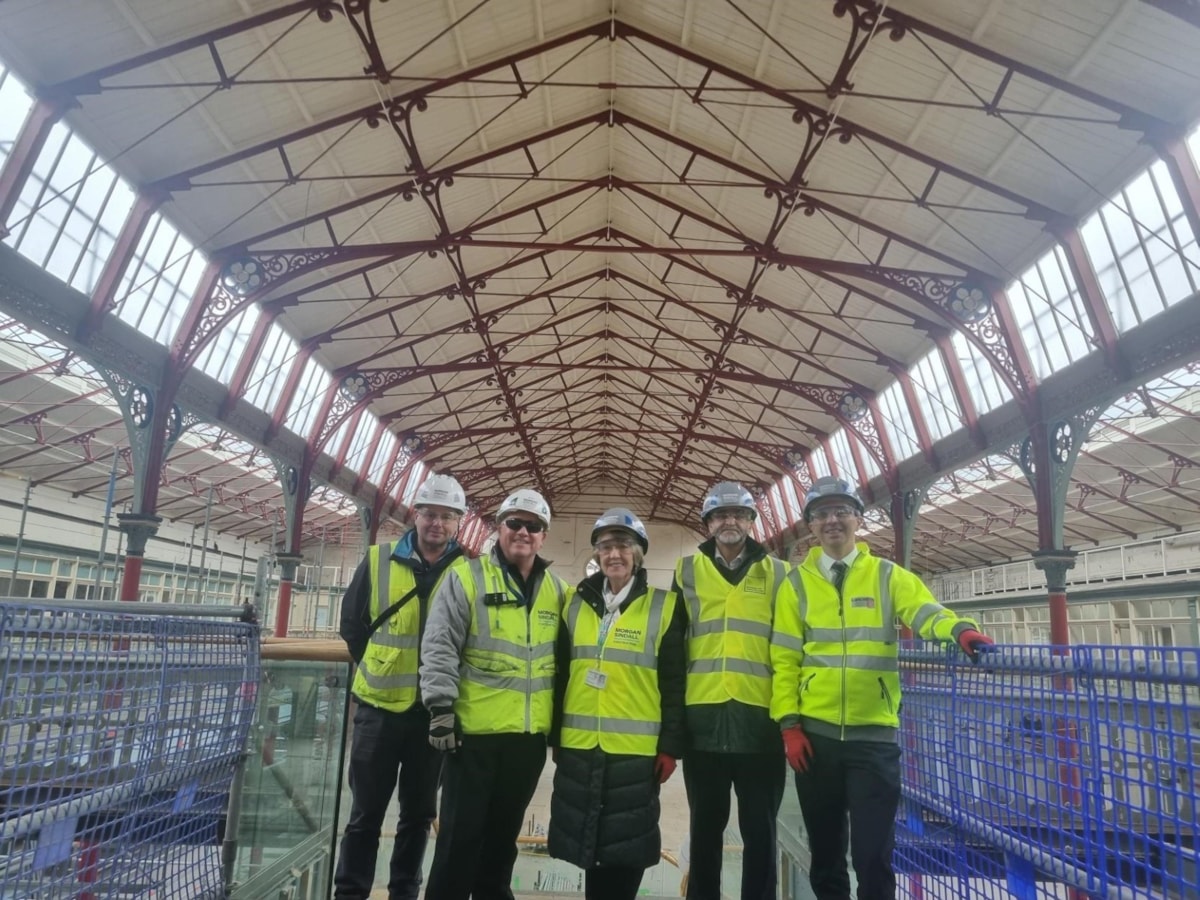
[547, 507, 687, 899]
[420, 487, 571, 900]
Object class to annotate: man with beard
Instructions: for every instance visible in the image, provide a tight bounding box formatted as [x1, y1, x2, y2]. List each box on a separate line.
[672, 481, 790, 900]
[770, 476, 994, 900]
[420, 487, 569, 900]
[335, 473, 468, 900]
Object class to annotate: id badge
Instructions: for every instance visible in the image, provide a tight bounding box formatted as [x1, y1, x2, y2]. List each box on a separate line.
[585, 669, 607, 689]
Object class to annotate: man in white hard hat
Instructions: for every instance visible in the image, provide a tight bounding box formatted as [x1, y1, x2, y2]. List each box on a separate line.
[420, 487, 570, 900]
[335, 472, 469, 900]
[673, 481, 790, 900]
[771, 476, 994, 900]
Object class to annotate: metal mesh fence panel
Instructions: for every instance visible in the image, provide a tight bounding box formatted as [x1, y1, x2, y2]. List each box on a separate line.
[0, 601, 259, 898]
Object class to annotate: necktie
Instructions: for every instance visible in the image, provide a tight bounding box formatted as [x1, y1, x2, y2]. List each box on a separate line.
[831, 561, 847, 595]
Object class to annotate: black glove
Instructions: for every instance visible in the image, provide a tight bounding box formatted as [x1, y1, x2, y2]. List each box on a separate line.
[428, 707, 460, 752]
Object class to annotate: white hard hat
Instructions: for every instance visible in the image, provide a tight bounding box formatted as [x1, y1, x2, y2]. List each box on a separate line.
[803, 476, 863, 522]
[591, 507, 649, 552]
[700, 481, 757, 522]
[414, 473, 467, 514]
[496, 488, 551, 527]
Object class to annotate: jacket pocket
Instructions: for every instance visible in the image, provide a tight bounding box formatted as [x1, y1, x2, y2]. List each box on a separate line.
[878, 677, 895, 715]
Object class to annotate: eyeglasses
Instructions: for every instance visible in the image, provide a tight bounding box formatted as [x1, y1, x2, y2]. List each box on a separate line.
[418, 510, 460, 524]
[810, 505, 858, 522]
[594, 538, 635, 553]
[709, 510, 753, 522]
[502, 518, 546, 534]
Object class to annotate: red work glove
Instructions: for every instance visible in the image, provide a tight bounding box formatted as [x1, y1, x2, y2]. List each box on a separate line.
[653, 753, 677, 784]
[957, 629, 995, 662]
[782, 725, 814, 773]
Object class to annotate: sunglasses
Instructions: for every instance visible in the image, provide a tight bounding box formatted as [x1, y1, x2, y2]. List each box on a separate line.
[502, 517, 546, 534]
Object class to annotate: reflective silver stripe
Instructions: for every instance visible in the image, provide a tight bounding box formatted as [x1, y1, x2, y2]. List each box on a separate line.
[770, 558, 786, 603]
[356, 667, 419, 690]
[786, 568, 808, 625]
[469, 635, 529, 656]
[804, 653, 898, 672]
[726, 617, 771, 639]
[531, 642, 556, 658]
[807, 626, 892, 643]
[468, 670, 555, 692]
[376, 542, 392, 608]
[572, 645, 599, 660]
[602, 647, 655, 666]
[561, 713, 660, 736]
[566, 593, 583, 635]
[688, 658, 771, 678]
[680, 557, 701, 636]
[879, 560, 897, 642]
[770, 631, 805, 652]
[690, 619, 724, 637]
[909, 601, 947, 636]
[371, 632, 419, 649]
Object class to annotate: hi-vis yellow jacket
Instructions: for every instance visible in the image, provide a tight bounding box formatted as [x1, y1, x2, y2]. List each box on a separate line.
[676, 553, 788, 710]
[770, 543, 978, 738]
[420, 550, 569, 735]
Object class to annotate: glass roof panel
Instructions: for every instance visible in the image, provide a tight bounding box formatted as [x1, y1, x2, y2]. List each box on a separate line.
[878, 381, 921, 461]
[1080, 161, 1200, 332]
[1006, 244, 1093, 380]
[909, 348, 962, 440]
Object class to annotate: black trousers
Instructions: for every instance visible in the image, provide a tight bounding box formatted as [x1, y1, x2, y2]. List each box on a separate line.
[682, 750, 786, 900]
[424, 732, 546, 900]
[793, 733, 902, 900]
[585, 865, 645, 899]
[334, 702, 442, 900]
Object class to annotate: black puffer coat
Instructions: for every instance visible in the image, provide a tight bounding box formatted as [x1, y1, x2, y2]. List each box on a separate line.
[547, 569, 688, 869]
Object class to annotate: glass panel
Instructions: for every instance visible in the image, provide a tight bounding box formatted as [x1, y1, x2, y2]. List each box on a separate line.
[878, 380, 921, 460]
[112, 212, 208, 346]
[283, 357, 331, 440]
[243, 322, 298, 414]
[0, 65, 35, 169]
[229, 658, 349, 899]
[950, 331, 1012, 414]
[909, 348, 962, 440]
[780, 476, 802, 520]
[341, 415, 378, 475]
[808, 449, 831, 480]
[1080, 161, 1200, 332]
[196, 303, 260, 385]
[828, 429, 857, 482]
[399, 461, 427, 505]
[5, 120, 136, 295]
[1006, 245, 1093, 379]
[367, 429, 398, 486]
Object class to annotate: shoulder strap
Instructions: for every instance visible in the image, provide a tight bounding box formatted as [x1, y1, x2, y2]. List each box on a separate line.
[363, 551, 460, 641]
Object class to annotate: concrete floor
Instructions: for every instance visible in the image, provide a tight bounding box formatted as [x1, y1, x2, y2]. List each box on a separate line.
[351, 748, 746, 898]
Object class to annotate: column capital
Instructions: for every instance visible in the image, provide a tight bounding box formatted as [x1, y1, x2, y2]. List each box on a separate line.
[1031, 548, 1078, 592]
[273, 552, 304, 582]
[116, 512, 162, 556]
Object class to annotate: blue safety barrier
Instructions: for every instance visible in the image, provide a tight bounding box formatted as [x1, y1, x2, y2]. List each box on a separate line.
[0, 601, 259, 898]
[895, 644, 1199, 899]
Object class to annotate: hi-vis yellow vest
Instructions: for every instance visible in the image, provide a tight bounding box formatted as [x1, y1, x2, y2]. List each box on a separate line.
[677, 554, 787, 709]
[560, 587, 677, 756]
[457, 556, 566, 735]
[351, 543, 422, 712]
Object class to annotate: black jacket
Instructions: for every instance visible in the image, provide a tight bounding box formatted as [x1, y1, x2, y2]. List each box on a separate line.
[547, 568, 687, 870]
[671, 536, 783, 755]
